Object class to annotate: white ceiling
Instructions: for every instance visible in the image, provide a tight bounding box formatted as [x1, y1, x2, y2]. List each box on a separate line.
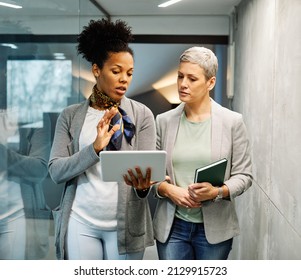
[94, 0, 241, 16]
[0, 0, 241, 99]
[0, 0, 240, 35]
[0, 0, 241, 17]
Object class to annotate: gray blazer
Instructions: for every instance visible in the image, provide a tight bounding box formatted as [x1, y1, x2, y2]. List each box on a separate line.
[153, 99, 252, 244]
[48, 97, 156, 259]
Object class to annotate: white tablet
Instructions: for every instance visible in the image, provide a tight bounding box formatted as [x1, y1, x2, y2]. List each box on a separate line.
[99, 150, 167, 182]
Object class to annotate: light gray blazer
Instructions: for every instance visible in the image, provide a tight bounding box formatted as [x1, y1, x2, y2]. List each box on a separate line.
[153, 99, 252, 244]
[48, 97, 156, 259]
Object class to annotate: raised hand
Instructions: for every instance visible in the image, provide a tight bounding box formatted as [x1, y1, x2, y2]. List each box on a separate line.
[93, 107, 120, 154]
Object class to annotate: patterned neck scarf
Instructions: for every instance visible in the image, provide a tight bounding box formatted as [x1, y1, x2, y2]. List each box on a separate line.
[90, 84, 120, 109]
[89, 84, 135, 150]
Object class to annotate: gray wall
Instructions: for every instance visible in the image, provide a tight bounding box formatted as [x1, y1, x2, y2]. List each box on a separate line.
[229, 0, 301, 259]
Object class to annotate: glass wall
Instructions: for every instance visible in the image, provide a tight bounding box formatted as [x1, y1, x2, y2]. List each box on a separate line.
[0, 0, 102, 260]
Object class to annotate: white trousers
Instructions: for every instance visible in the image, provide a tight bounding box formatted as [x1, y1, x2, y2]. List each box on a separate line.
[0, 212, 26, 259]
[66, 214, 144, 260]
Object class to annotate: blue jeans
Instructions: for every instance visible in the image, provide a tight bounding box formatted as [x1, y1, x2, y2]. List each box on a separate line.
[156, 218, 233, 260]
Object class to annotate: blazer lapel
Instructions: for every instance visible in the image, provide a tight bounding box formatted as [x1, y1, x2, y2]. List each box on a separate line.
[165, 103, 184, 180]
[69, 100, 89, 153]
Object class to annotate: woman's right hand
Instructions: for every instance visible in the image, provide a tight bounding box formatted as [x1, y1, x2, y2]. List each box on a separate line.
[158, 181, 201, 209]
[93, 107, 120, 154]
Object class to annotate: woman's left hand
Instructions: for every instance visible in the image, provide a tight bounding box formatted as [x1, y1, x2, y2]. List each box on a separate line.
[123, 166, 152, 191]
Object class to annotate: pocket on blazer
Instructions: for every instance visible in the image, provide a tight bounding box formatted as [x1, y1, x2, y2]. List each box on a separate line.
[127, 200, 146, 237]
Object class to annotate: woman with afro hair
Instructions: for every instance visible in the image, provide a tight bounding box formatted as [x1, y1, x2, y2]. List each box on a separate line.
[48, 19, 156, 260]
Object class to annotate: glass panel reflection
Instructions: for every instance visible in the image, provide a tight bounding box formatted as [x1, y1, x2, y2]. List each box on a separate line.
[7, 59, 72, 124]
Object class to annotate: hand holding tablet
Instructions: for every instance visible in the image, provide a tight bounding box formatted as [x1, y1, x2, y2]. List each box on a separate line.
[123, 165, 152, 191]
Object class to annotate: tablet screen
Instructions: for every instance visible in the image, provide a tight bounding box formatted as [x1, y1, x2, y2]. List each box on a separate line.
[99, 150, 167, 182]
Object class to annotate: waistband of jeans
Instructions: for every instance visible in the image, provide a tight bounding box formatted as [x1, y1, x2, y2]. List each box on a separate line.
[174, 217, 204, 225]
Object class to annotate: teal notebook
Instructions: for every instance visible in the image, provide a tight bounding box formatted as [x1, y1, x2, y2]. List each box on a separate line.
[194, 158, 228, 186]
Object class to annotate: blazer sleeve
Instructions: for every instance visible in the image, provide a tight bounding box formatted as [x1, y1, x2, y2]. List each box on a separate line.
[136, 105, 156, 151]
[224, 114, 253, 200]
[48, 108, 99, 184]
[152, 113, 171, 199]
[132, 104, 156, 198]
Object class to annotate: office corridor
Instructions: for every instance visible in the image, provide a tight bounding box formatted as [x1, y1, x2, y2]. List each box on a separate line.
[0, 0, 300, 261]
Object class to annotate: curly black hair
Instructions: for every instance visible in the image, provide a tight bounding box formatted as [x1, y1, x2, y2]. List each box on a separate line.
[77, 18, 134, 68]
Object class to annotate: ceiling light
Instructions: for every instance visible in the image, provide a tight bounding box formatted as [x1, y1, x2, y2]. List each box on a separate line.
[0, 1, 22, 9]
[158, 0, 182, 8]
[53, 53, 66, 60]
[152, 69, 181, 104]
[1, 43, 18, 49]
